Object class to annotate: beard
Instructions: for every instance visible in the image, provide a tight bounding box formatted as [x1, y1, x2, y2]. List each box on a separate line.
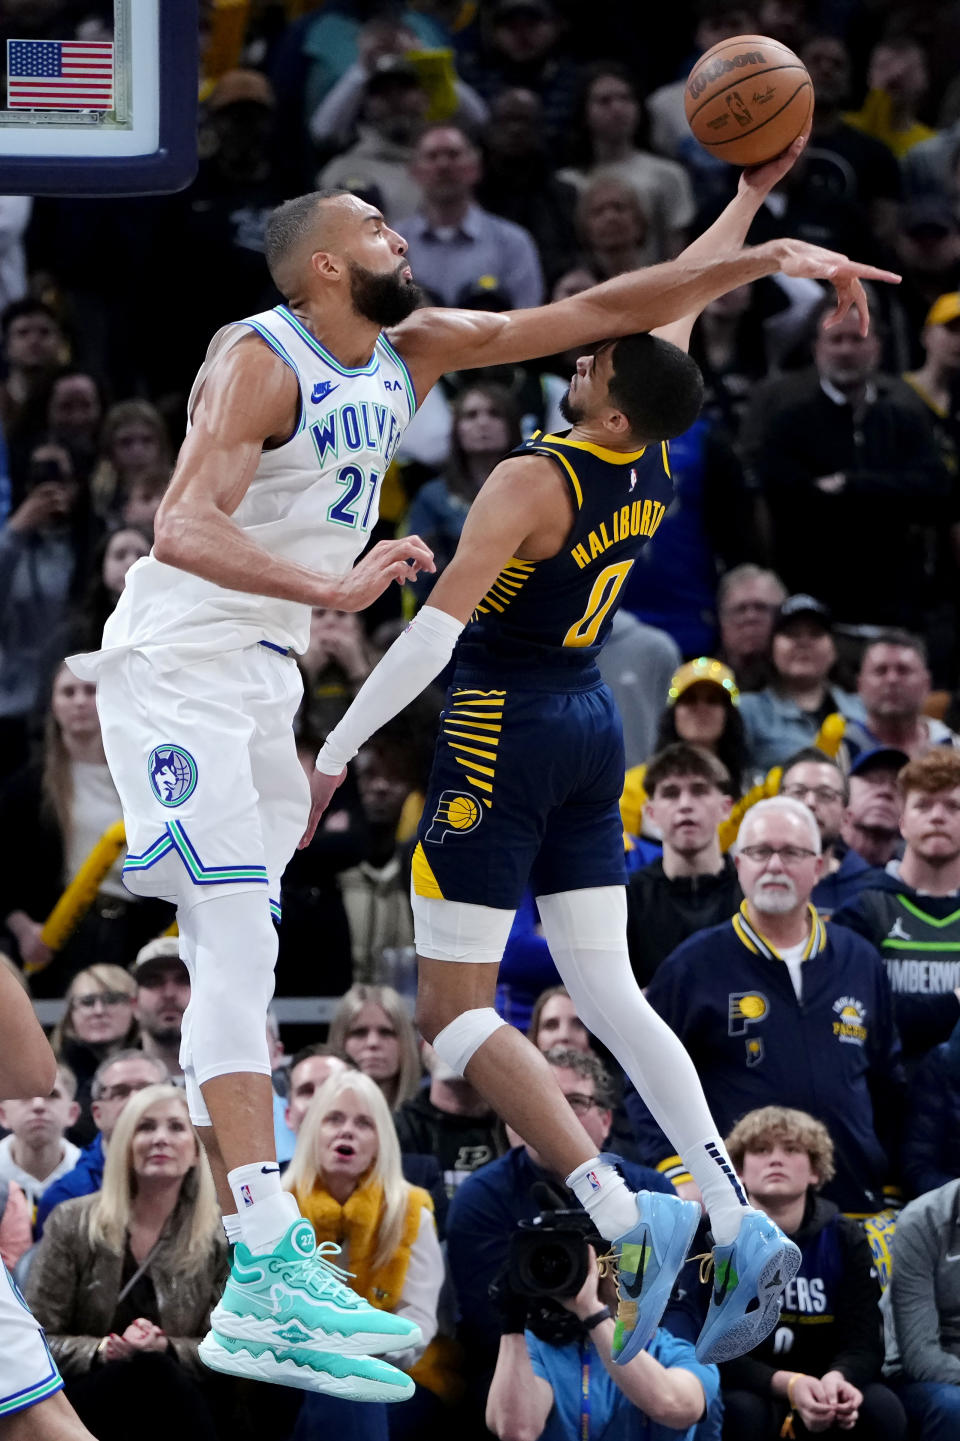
[348, 258, 421, 327]
[558, 385, 585, 425]
[753, 876, 799, 915]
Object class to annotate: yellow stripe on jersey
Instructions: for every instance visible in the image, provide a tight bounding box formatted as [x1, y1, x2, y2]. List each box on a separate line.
[540, 433, 647, 466]
[474, 560, 535, 619]
[412, 842, 444, 898]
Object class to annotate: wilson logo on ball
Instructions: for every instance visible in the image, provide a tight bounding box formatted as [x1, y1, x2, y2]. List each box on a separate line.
[689, 50, 767, 99]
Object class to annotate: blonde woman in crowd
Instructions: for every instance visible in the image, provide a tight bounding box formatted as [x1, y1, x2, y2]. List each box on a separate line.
[50, 964, 138, 1144]
[26, 1084, 227, 1441]
[285, 1068, 455, 1440]
[328, 984, 423, 1110]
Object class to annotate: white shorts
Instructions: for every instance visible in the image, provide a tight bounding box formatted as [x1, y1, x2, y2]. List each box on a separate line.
[96, 643, 309, 913]
[0, 1263, 62, 1418]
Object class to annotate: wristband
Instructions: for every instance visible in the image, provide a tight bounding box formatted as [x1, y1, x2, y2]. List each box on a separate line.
[583, 1307, 611, 1331]
[786, 1374, 806, 1405]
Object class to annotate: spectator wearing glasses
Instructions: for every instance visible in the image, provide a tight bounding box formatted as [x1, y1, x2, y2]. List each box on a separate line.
[779, 749, 884, 915]
[36, 1051, 169, 1237]
[51, 964, 138, 1146]
[626, 798, 904, 1217]
[716, 565, 787, 694]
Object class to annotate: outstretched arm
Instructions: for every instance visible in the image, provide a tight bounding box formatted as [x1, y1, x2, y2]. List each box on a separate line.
[154, 334, 433, 612]
[389, 218, 898, 395]
[300, 456, 562, 845]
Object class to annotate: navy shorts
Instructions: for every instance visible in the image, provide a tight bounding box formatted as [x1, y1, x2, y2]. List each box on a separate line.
[413, 678, 627, 910]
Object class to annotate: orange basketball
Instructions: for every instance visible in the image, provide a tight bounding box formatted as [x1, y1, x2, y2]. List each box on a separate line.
[684, 34, 814, 167]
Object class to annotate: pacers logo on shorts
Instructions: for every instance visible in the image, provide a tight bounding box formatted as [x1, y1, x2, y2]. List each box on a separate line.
[148, 744, 198, 807]
[425, 789, 483, 843]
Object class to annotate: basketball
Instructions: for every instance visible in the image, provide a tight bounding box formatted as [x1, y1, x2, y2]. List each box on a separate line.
[447, 795, 479, 830]
[685, 34, 814, 167]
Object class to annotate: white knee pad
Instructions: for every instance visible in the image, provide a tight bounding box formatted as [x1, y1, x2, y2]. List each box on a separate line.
[432, 1007, 506, 1076]
[177, 890, 277, 1087]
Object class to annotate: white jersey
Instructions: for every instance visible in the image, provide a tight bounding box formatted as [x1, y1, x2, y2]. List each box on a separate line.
[73, 305, 416, 676]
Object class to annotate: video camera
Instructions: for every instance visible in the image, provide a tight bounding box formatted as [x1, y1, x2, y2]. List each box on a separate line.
[509, 1207, 605, 1302]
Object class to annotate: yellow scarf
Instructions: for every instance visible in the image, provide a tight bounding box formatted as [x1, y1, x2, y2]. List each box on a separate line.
[295, 1176, 462, 1401]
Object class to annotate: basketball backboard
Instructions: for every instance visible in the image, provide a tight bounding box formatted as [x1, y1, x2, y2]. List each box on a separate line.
[0, 0, 197, 195]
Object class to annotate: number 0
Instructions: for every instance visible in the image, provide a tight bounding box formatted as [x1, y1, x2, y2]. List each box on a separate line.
[563, 560, 634, 648]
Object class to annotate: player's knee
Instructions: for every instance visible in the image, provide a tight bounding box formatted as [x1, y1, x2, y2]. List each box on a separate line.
[431, 1006, 506, 1075]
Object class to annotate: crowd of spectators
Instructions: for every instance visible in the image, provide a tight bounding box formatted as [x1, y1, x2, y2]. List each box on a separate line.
[8, 0, 960, 1437]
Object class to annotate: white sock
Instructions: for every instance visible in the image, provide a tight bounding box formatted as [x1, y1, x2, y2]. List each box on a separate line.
[222, 1212, 242, 1246]
[228, 1161, 301, 1253]
[539, 888, 750, 1247]
[566, 1157, 639, 1241]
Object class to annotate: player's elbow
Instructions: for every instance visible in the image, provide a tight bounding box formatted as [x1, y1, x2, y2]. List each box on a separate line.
[153, 506, 189, 567]
[5, 1049, 58, 1101]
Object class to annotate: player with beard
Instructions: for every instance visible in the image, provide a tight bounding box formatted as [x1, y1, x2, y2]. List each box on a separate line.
[301, 151, 897, 1371]
[69, 169, 895, 1399]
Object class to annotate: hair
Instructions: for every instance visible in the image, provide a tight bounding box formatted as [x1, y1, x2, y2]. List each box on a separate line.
[51, 963, 139, 1054]
[527, 985, 583, 1046]
[91, 400, 171, 515]
[645, 742, 733, 797]
[736, 796, 822, 853]
[576, 176, 648, 256]
[860, 629, 929, 668]
[568, 62, 642, 167]
[899, 749, 960, 798]
[88, 1084, 221, 1265]
[290, 1041, 355, 1078]
[326, 984, 422, 1107]
[90, 1048, 167, 1101]
[1, 297, 61, 339]
[606, 334, 705, 443]
[283, 1069, 409, 1271]
[780, 747, 849, 803]
[445, 383, 522, 501]
[726, 1105, 836, 1188]
[264, 189, 351, 296]
[54, 1059, 77, 1099]
[654, 697, 747, 798]
[716, 564, 787, 613]
[541, 1044, 616, 1111]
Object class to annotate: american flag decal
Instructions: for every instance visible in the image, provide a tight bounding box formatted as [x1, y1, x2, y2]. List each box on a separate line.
[7, 38, 113, 111]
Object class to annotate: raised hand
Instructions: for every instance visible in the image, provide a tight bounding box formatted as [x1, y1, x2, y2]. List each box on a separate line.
[738, 126, 811, 201]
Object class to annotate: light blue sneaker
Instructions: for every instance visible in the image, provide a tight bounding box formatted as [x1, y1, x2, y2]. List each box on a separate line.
[610, 1191, 701, 1365]
[198, 1332, 415, 1401]
[695, 1211, 801, 1364]
[208, 1217, 421, 1357]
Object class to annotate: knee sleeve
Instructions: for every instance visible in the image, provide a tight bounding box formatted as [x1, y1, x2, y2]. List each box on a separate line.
[432, 1007, 506, 1076]
[177, 889, 277, 1087]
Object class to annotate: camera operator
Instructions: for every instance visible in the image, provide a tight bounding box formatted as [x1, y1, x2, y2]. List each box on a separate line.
[486, 1238, 719, 1441]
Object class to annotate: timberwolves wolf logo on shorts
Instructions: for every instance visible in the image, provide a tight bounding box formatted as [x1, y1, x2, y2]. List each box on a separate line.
[425, 790, 483, 843]
[148, 744, 198, 807]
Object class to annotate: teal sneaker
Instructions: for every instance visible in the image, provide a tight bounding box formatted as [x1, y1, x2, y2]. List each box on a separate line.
[198, 1332, 414, 1401]
[610, 1191, 700, 1366]
[695, 1211, 801, 1364]
[209, 1217, 422, 1357]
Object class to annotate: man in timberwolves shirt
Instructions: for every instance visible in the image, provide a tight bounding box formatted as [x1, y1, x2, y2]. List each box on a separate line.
[835, 749, 960, 1066]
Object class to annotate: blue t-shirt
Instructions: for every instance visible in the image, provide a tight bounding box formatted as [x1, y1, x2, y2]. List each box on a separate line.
[526, 1325, 719, 1441]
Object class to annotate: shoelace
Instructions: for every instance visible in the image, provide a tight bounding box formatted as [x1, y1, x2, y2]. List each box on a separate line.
[596, 1249, 619, 1282]
[692, 1251, 714, 1285]
[285, 1240, 362, 1305]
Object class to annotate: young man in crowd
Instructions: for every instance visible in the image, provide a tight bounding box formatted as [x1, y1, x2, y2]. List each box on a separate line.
[130, 938, 190, 1080]
[625, 744, 739, 987]
[0, 1064, 79, 1219]
[834, 749, 960, 1064]
[721, 1105, 906, 1440]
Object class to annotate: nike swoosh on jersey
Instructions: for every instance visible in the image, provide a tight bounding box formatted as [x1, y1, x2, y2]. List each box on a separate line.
[311, 381, 339, 403]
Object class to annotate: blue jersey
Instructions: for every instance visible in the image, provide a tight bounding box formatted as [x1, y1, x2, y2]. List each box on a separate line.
[455, 430, 674, 685]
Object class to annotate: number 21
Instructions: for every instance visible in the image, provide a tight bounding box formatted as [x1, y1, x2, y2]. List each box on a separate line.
[328, 465, 381, 530]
